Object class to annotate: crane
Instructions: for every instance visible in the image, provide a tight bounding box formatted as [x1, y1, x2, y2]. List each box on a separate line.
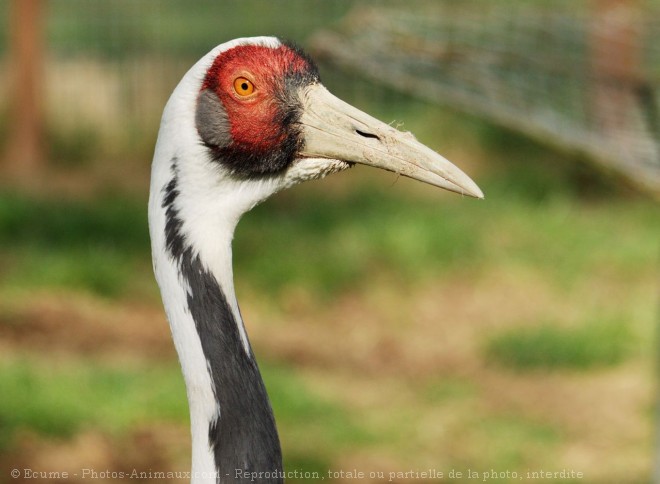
[148, 37, 482, 484]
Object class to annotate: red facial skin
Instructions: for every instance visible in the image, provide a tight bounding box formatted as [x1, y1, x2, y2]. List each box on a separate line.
[201, 44, 312, 153]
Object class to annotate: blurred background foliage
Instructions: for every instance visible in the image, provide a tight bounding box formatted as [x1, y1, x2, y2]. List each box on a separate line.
[0, 1, 658, 483]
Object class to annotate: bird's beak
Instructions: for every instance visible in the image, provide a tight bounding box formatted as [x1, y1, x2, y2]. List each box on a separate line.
[298, 84, 483, 198]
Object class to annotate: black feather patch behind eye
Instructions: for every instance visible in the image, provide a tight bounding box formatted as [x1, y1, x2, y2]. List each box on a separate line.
[212, 133, 303, 177]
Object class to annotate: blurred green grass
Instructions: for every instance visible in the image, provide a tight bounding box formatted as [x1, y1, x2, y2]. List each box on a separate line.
[0, 193, 150, 298]
[0, 170, 655, 302]
[0, 360, 187, 448]
[485, 319, 635, 370]
[0, 356, 365, 473]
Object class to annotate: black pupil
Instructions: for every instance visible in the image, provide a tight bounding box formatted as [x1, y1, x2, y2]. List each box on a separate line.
[241, 82, 249, 91]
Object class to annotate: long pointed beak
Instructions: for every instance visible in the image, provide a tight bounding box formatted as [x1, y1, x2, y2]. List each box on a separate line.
[298, 84, 483, 198]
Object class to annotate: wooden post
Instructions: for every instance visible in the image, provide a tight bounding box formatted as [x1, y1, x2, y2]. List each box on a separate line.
[589, 0, 643, 135]
[4, 0, 46, 182]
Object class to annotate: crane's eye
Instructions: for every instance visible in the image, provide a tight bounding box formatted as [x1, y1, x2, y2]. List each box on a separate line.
[233, 77, 255, 96]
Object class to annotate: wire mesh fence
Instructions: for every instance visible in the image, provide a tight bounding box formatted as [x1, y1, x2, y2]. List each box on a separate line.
[310, 0, 660, 195]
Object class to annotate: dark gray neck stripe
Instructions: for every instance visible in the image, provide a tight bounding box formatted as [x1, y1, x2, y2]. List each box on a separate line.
[162, 160, 283, 483]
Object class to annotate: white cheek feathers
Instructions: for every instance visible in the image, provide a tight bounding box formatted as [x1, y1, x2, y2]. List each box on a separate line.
[280, 157, 352, 189]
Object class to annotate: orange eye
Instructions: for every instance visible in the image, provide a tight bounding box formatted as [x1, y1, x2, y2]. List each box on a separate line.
[233, 77, 255, 96]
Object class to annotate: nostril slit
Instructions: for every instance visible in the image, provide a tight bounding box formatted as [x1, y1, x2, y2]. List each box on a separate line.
[356, 129, 380, 140]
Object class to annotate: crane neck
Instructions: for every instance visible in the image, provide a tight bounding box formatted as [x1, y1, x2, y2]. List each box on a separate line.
[149, 157, 283, 483]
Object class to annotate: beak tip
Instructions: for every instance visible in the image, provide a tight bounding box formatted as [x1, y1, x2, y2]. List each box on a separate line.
[470, 186, 485, 200]
[456, 177, 484, 200]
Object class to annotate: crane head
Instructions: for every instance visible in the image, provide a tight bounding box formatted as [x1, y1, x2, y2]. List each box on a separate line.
[192, 37, 483, 199]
